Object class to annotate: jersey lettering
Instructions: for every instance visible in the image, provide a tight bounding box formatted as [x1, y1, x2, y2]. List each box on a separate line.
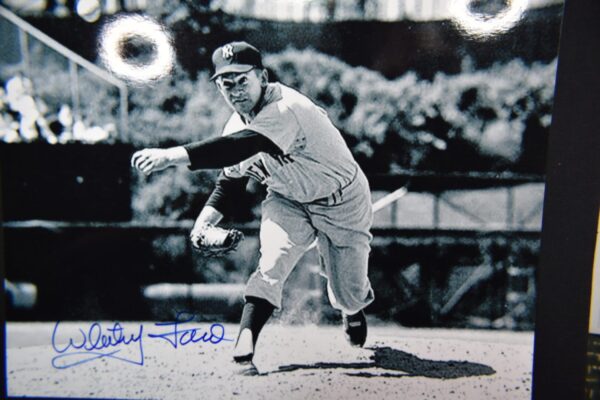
[241, 154, 297, 183]
[245, 158, 271, 182]
[272, 154, 294, 166]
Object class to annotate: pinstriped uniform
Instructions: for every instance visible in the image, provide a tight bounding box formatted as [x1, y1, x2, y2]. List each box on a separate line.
[223, 83, 374, 314]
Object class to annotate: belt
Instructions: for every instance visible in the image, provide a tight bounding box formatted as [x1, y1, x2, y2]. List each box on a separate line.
[310, 167, 358, 205]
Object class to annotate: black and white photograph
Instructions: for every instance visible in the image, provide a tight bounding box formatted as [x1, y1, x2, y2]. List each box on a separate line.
[1, 0, 566, 399]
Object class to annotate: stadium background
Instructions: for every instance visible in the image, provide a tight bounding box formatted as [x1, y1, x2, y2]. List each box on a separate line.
[1, 0, 562, 332]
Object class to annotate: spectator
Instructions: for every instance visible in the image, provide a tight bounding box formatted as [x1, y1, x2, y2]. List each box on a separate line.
[0, 86, 20, 143]
[0, 112, 20, 143]
[5, 75, 58, 144]
[49, 104, 74, 143]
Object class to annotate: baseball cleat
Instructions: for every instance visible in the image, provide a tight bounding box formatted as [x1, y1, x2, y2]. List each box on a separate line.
[233, 328, 254, 363]
[232, 360, 259, 376]
[343, 310, 367, 347]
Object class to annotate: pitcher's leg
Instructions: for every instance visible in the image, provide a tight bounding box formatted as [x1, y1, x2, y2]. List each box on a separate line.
[244, 195, 316, 308]
[313, 170, 374, 315]
[235, 193, 315, 364]
[311, 169, 374, 347]
[318, 232, 374, 315]
[233, 296, 275, 364]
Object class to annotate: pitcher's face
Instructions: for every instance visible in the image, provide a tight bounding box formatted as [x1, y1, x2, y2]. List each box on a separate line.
[216, 69, 267, 117]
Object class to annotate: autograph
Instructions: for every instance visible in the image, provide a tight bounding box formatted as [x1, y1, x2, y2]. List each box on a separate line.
[148, 312, 232, 348]
[51, 312, 234, 369]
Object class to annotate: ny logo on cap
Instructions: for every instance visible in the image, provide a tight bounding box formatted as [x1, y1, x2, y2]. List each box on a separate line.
[222, 45, 234, 60]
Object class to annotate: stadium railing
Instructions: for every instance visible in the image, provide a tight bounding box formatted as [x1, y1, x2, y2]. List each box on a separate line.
[0, 5, 129, 139]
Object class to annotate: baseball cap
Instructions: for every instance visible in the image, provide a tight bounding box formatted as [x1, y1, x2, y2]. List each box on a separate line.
[210, 41, 263, 80]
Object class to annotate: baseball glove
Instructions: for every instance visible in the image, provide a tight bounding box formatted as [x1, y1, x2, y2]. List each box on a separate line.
[190, 223, 244, 257]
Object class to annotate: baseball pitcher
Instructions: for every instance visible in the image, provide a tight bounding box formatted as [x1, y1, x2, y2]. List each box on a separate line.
[132, 41, 375, 373]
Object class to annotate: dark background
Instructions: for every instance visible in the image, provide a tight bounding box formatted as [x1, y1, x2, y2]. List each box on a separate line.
[19, 5, 562, 80]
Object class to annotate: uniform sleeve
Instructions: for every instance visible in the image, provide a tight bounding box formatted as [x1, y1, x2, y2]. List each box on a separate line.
[247, 102, 300, 153]
[205, 171, 249, 215]
[183, 129, 281, 171]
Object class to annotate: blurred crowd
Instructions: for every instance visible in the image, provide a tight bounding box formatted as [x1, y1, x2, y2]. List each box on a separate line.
[0, 75, 115, 144]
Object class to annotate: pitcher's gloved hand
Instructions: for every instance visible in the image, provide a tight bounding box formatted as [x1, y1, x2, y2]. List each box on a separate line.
[190, 223, 244, 257]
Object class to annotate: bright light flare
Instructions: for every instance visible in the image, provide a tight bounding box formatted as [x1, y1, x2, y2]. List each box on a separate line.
[99, 15, 175, 84]
[450, 0, 529, 39]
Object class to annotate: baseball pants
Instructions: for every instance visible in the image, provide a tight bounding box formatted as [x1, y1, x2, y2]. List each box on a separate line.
[244, 169, 375, 315]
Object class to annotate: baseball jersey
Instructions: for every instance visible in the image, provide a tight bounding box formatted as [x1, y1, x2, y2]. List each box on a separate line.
[222, 83, 358, 203]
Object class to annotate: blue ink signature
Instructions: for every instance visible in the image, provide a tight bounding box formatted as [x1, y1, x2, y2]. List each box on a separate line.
[148, 311, 234, 349]
[51, 321, 144, 369]
[51, 312, 233, 369]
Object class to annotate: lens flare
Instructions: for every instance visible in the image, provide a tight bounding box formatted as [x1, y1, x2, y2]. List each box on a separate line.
[99, 15, 175, 84]
[450, 0, 529, 39]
